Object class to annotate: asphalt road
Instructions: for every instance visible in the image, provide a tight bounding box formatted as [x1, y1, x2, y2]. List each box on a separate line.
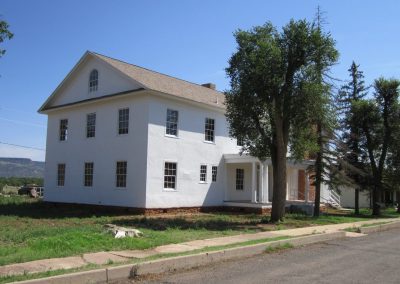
[131, 228, 400, 284]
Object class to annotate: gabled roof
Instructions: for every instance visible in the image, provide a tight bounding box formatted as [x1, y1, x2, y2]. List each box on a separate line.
[39, 51, 225, 112]
[91, 52, 225, 109]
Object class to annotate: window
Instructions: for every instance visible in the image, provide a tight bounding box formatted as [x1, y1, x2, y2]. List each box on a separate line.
[89, 69, 98, 92]
[166, 109, 179, 136]
[59, 119, 68, 141]
[236, 168, 244, 190]
[212, 166, 217, 182]
[84, 162, 94, 187]
[200, 165, 207, 183]
[205, 118, 215, 142]
[57, 163, 65, 186]
[164, 162, 177, 189]
[116, 161, 127, 188]
[118, 108, 129, 135]
[237, 137, 244, 146]
[86, 113, 96, 138]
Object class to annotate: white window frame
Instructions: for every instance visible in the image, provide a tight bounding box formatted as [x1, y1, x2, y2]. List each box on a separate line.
[212, 166, 218, 182]
[163, 161, 177, 190]
[84, 162, 94, 187]
[118, 108, 129, 135]
[86, 113, 96, 138]
[57, 163, 66, 187]
[165, 109, 179, 137]
[89, 69, 98, 93]
[204, 118, 215, 143]
[236, 168, 244, 190]
[200, 164, 207, 183]
[59, 119, 68, 141]
[115, 161, 127, 188]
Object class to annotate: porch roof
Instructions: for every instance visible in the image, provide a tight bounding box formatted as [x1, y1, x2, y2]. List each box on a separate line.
[223, 154, 314, 169]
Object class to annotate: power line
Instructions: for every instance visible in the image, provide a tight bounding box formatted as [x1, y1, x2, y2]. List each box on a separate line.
[0, 106, 39, 116]
[0, 141, 45, 151]
[0, 117, 46, 128]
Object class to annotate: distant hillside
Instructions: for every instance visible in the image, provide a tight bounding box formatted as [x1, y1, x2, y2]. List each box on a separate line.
[0, 158, 44, 178]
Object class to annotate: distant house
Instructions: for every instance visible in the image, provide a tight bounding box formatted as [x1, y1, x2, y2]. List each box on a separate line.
[39, 51, 334, 212]
[339, 187, 371, 209]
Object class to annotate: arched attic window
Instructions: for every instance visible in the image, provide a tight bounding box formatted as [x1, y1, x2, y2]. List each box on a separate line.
[89, 69, 98, 93]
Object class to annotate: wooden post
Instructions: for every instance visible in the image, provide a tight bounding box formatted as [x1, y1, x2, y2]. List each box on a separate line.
[305, 173, 310, 204]
[259, 163, 264, 203]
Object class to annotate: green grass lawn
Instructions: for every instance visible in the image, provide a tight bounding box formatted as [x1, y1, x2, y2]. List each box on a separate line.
[0, 195, 398, 266]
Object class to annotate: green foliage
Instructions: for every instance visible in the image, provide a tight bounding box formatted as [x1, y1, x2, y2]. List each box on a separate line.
[352, 78, 400, 215]
[385, 125, 400, 192]
[0, 18, 13, 58]
[335, 62, 371, 213]
[225, 18, 338, 221]
[0, 177, 43, 192]
[225, 19, 338, 159]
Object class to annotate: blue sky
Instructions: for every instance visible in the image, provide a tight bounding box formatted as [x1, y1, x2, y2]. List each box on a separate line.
[1, 0, 400, 161]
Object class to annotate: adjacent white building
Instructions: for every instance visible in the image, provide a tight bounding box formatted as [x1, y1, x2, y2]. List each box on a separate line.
[39, 51, 332, 212]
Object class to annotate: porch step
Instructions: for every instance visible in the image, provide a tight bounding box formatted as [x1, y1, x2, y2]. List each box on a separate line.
[326, 201, 341, 209]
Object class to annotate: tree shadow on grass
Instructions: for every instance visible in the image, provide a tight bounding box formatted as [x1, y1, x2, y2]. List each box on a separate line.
[111, 216, 260, 231]
[0, 197, 263, 231]
[0, 197, 143, 219]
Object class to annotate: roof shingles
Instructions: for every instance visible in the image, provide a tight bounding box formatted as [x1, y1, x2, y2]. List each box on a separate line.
[92, 52, 226, 109]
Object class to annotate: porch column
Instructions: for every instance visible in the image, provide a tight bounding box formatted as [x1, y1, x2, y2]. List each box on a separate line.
[224, 165, 229, 201]
[305, 172, 310, 204]
[259, 163, 264, 203]
[263, 164, 269, 203]
[251, 162, 257, 203]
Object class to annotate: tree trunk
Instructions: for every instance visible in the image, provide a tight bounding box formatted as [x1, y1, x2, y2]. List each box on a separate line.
[396, 191, 400, 213]
[313, 123, 323, 217]
[270, 139, 287, 222]
[372, 183, 381, 216]
[354, 188, 359, 215]
[270, 156, 287, 222]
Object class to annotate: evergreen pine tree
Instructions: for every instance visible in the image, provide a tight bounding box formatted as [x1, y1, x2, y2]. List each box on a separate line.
[337, 62, 369, 214]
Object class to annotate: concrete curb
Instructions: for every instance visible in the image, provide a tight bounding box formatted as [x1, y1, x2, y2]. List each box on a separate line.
[12, 231, 345, 284]
[359, 220, 400, 234]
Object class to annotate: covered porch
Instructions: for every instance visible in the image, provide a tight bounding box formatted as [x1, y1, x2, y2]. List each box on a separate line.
[223, 154, 315, 210]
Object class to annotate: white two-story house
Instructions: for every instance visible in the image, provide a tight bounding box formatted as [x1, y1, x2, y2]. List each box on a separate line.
[39, 51, 333, 213]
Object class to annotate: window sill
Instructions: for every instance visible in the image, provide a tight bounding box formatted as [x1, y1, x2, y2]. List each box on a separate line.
[199, 181, 208, 184]
[203, 140, 215, 145]
[163, 188, 178, 192]
[114, 187, 127, 190]
[165, 134, 179, 139]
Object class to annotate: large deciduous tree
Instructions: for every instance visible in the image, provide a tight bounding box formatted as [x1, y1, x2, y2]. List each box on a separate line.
[386, 124, 400, 213]
[225, 19, 338, 222]
[353, 78, 400, 216]
[0, 17, 13, 58]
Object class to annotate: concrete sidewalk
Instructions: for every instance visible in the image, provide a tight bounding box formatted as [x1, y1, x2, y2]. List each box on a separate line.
[0, 218, 397, 278]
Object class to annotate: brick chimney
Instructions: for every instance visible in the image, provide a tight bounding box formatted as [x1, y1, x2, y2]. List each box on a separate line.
[201, 83, 216, 90]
